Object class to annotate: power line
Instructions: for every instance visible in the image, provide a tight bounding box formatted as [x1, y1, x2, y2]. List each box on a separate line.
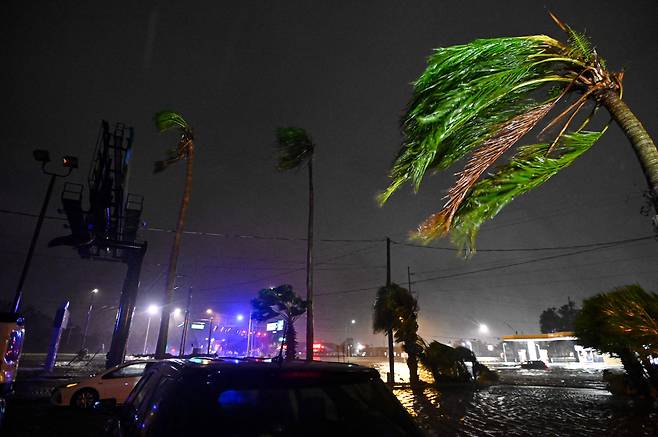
[392, 234, 655, 253]
[314, 242, 636, 298]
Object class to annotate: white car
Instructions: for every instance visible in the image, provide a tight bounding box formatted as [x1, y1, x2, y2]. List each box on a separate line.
[51, 360, 156, 408]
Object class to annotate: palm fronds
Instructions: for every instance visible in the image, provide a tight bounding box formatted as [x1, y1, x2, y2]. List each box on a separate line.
[380, 15, 620, 252]
[275, 127, 314, 171]
[441, 129, 605, 255]
[153, 110, 193, 173]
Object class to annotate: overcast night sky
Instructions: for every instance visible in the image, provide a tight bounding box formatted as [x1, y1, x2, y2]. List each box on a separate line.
[1, 0, 657, 350]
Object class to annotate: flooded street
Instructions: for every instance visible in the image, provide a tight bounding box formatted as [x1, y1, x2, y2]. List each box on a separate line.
[393, 366, 657, 436]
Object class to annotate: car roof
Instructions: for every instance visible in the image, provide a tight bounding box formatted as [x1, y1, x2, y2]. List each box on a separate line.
[150, 357, 379, 379]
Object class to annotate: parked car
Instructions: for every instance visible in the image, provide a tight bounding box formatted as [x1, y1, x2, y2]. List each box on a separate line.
[52, 360, 157, 408]
[104, 357, 423, 436]
[520, 360, 548, 370]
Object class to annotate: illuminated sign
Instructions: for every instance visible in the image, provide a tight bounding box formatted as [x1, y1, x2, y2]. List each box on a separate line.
[190, 322, 206, 330]
[266, 320, 284, 332]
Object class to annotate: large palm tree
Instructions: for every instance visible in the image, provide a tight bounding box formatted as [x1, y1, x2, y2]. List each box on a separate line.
[379, 14, 658, 255]
[373, 283, 422, 385]
[251, 284, 308, 361]
[152, 110, 195, 358]
[275, 127, 315, 359]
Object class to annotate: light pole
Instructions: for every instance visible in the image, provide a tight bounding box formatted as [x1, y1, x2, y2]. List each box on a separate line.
[143, 305, 159, 355]
[179, 285, 193, 357]
[206, 309, 213, 355]
[11, 150, 78, 313]
[81, 288, 99, 351]
[345, 319, 356, 362]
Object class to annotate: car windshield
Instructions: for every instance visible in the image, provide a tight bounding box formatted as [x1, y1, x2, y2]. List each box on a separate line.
[148, 375, 419, 436]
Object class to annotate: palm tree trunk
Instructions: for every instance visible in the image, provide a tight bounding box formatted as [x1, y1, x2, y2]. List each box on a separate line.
[601, 90, 658, 217]
[305, 159, 314, 360]
[387, 326, 394, 385]
[155, 143, 195, 358]
[286, 321, 297, 361]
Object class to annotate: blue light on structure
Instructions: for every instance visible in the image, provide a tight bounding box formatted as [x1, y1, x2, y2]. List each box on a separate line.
[236, 314, 244, 322]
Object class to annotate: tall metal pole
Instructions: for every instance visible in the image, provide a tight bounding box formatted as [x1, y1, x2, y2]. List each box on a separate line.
[12, 173, 57, 313]
[107, 243, 147, 368]
[305, 158, 314, 361]
[142, 315, 152, 355]
[246, 312, 253, 357]
[81, 290, 97, 350]
[407, 266, 412, 293]
[206, 316, 213, 355]
[386, 237, 394, 385]
[179, 286, 192, 356]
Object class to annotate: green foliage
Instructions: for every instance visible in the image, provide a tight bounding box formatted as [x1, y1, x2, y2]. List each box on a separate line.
[419, 341, 472, 383]
[153, 110, 193, 173]
[154, 110, 191, 134]
[539, 298, 580, 333]
[446, 130, 604, 254]
[275, 127, 314, 171]
[251, 284, 307, 323]
[252, 284, 307, 361]
[372, 283, 422, 383]
[379, 36, 566, 203]
[380, 17, 616, 251]
[575, 285, 658, 396]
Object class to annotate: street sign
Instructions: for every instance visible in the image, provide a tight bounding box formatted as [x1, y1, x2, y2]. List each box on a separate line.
[190, 322, 206, 330]
[266, 320, 284, 332]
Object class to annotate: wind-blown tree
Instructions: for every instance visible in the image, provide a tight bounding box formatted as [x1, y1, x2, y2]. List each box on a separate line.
[251, 284, 307, 361]
[419, 341, 472, 383]
[539, 298, 580, 333]
[152, 110, 195, 358]
[373, 283, 422, 385]
[574, 285, 658, 397]
[379, 13, 658, 255]
[275, 127, 315, 360]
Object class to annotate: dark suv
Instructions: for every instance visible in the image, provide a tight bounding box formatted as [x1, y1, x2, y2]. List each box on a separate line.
[106, 357, 422, 436]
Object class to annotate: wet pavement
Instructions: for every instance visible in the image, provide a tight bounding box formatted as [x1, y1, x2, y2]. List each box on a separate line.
[393, 365, 657, 437]
[2, 357, 657, 436]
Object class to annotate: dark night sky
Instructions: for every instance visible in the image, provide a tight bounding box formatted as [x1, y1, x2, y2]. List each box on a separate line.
[2, 0, 657, 350]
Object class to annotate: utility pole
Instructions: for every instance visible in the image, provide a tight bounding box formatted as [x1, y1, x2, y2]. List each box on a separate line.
[179, 286, 193, 356]
[386, 237, 394, 386]
[81, 288, 99, 351]
[407, 266, 412, 293]
[12, 150, 77, 313]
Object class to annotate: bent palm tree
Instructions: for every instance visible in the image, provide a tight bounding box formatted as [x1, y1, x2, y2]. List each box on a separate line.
[380, 13, 658, 255]
[373, 283, 422, 385]
[275, 127, 315, 359]
[152, 110, 195, 358]
[251, 284, 308, 360]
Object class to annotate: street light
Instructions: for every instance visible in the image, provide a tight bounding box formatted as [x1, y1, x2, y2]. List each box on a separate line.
[172, 308, 182, 317]
[236, 314, 244, 322]
[80, 288, 99, 351]
[143, 305, 159, 355]
[206, 310, 214, 354]
[479, 323, 489, 335]
[11, 149, 78, 313]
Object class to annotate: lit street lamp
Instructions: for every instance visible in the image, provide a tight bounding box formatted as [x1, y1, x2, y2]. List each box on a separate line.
[143, 304, 159, 355]
[80, 288, 99, 351]
[479, 323, 489, 335]
[11, 149, 78, 313]
[206, 309, 214, 354]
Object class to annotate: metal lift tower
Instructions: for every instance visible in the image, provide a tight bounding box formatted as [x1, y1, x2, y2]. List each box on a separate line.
[50, 121, 146, 368]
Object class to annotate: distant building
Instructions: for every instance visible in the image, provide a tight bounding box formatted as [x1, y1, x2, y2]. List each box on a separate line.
[501, 331, 620, 365]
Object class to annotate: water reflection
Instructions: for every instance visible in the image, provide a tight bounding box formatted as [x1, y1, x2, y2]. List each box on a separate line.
[395, 385, 657, 436]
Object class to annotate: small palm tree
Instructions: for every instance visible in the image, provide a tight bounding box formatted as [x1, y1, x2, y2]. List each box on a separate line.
[152, 110, 195, 358]
[379, 13, 658, 255]
[373, 283, 422, 385]
[275, 127, 315, 360]
[575, 284, 658, 397]
[251, 284, 307, 361]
